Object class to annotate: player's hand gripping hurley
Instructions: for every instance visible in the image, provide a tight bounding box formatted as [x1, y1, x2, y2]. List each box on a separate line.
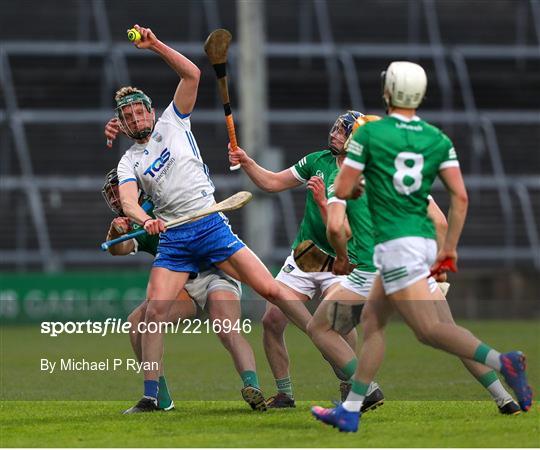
[100, 191, 252, 251]
[204, 29, 240, 171]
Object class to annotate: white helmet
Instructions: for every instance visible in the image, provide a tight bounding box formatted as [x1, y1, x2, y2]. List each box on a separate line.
[381, 61, 427, 109]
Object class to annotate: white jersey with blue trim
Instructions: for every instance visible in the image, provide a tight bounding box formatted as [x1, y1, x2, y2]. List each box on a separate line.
[117, 102, 216, 224]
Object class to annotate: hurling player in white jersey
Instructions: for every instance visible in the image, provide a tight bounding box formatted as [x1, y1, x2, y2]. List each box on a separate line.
[110, 25, 288, 413]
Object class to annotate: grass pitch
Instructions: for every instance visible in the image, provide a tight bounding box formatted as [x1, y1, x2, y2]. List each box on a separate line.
[1, 321, 539, 447]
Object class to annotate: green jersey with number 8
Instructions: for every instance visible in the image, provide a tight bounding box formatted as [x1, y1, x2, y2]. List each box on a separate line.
[345, 114, 459, 244]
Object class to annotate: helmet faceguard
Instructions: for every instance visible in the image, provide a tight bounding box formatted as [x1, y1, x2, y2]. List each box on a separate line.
[115, 92, 155, 140]
[102, 168, 123, 216]
[101, 168, 145, 216]
[328, 110, 363, 155]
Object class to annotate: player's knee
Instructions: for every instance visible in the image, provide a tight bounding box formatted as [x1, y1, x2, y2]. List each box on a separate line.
[127, 310, 140, 328]
[262, 307, 287, 335]
[144, 302, 169, 323]
[413, 323, 438, 347]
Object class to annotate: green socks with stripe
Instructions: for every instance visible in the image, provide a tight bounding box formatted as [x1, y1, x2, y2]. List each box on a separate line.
[275, 376, 294, 399]
[241, 370, 260, 389]
[342, 380, 369, 412]
[473, 343, 502, 370]
[341, 358, 358, 379]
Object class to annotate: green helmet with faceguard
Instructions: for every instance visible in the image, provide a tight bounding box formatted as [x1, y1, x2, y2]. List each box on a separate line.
[115, 91, 155, 140]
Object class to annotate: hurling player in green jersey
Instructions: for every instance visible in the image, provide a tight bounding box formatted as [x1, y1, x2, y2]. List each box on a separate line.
[102, 169, 267, 412]
[311, 62, 531, 433]
[229, 111, 382, 408]
[305, 120, 519, 415]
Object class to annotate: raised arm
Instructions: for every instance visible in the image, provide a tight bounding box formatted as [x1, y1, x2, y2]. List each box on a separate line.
[228, 144, 302, 192]
[130, 24, 201, 115]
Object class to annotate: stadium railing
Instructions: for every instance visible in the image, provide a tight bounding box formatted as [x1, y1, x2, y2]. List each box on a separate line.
[1, 0, 539, 272]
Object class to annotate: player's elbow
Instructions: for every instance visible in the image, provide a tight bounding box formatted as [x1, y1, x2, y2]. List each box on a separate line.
[452, 190, 469, 211]
[334, 184, 350, 200]
[187, 66, 201, 83]
[263, 176, 285, 193]
[266, 182, 282, 193]
[326, 220, 341, 241]
[193, 67, 201, 82]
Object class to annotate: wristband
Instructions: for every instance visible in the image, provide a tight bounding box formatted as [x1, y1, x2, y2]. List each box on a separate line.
[143, 218, 153, 227]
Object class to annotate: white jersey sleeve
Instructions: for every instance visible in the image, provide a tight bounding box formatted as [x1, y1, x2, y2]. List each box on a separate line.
[117, 153, 137, 186]
[158, 102, 192, 131]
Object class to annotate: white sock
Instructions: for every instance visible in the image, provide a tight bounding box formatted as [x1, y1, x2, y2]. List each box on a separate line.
[342, 391, 364, 413]
[485, 349, 502, 370]
[486, 379, 512, 403]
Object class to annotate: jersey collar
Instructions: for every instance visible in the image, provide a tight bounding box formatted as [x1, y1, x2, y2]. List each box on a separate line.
[390, 113, 421, 122]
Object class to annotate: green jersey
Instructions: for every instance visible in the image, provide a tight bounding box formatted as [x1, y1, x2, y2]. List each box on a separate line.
[132, 210, 159, 256]
[326, 170, 376, 272]
[291, 150, 340, 256]
[346, 114, 458, 244]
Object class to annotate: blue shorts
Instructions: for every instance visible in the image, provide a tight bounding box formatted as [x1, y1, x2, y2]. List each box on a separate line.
[153, 212, 245, 273]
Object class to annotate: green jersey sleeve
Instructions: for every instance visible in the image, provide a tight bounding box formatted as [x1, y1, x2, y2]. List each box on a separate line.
[326, 169, 346, 206]
[291, 152, 322, 182]
[344, 126, 370, 170]
[437, 133, 459, 171]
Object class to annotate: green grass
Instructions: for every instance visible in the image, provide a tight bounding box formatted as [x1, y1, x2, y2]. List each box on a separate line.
[1, 401, 538, 447]
[1, 321, 539, 446]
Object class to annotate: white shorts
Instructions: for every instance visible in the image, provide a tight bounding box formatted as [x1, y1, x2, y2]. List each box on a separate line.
[341, 269, 377, 298]
[184, 267, 242, 309]
[374, 237, 437, 295]
[275, 252, 346, 299]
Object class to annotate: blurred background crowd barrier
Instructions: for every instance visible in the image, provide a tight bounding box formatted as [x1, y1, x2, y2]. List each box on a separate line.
[1, 0, 539, 319]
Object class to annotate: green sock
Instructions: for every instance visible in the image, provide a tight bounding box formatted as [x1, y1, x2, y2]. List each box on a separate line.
[478, 370, 498, 389]
[351, 379, 370, 396]
[158, 376, 172, 409]
[276, 376, 294, 398]
[341, 358, 358, 379]
[473, 343, 502, 370]
[240, 370, 260, 389]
